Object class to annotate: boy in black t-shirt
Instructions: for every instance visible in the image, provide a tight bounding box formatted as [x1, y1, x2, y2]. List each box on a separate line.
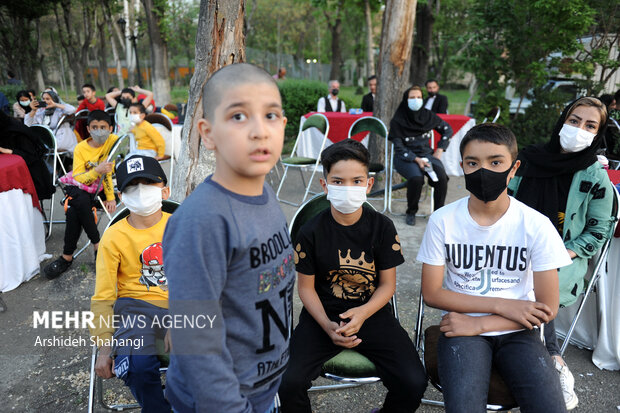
[279, 140, 427, 413]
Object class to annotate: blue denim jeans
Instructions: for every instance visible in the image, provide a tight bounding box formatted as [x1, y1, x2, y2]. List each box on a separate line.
[437, 329, 567, 413]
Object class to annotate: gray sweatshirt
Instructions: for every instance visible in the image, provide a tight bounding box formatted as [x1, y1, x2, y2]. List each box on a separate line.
[163, 176, 295, 413]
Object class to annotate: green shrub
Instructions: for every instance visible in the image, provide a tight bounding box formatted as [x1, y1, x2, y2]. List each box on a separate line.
[279, 79, 327, 139]
[473, 88, 510, 125]
[509, 87, 572, 149]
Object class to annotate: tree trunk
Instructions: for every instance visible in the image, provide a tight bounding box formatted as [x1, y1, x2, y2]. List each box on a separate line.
[364, 0, 375, 77]
[96, 11, 109, 91]
[170, 0, 246, 201]
[325, 0, 345, 81]
[371, 0, 417, 167]
[410, 2, 433, 85]
[141, 0, 172, 105]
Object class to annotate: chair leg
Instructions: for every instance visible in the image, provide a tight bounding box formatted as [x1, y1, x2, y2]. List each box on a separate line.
[88, 346, 97, 413]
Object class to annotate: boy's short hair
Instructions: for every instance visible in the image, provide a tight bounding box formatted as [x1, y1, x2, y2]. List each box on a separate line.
[368, 75, 377, 81]
[77, 94, 84, 101]
[459, 123, 518, 161]
[121, 88, 136, 97]
[320, 139, 370, 177]
[425, 79, 438, 86]
[87, 110, 111, 127]
[201, 63, 278, 121]
[130, 102, 147, 114]
[82, 83, 96, 91]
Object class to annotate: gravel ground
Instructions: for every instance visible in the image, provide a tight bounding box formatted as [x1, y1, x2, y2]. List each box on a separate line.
[1, 165, 619, 413]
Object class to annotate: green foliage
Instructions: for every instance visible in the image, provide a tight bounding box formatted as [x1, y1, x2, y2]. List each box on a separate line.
[509, 86, 574, 149]
[473, 89, 510, 125]
[0, 84, 25, 103]
[278, 79, 327, 138]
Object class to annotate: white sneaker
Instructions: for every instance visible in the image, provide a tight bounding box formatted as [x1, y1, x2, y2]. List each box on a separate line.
[553, 358, 578, 410]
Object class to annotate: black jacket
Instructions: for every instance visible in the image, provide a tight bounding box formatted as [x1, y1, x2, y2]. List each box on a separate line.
[361, 93, 374, 113]
[423, 93, 448, 114]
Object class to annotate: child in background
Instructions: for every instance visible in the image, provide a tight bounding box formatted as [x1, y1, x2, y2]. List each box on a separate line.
[128, 103, 165, 160]
[43, 110, 117, 279]
[163, 63, 294, 413]
[91, 154, 171, 413]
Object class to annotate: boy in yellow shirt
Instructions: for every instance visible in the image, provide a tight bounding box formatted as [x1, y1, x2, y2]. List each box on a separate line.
[129, 103, 166, 160]
[44, 110, 118, 279]
[90, 154, 171, 412]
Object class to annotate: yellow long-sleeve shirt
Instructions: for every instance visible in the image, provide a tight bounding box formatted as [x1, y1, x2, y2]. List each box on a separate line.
[90, 213, 170, 342]
[72, 135, 119, 201]
[133, 120, 166, 158]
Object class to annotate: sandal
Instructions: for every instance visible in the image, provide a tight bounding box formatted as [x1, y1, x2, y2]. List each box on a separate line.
[44, 256, 73, 280]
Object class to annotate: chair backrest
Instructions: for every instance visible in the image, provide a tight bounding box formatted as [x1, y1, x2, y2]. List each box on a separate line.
[106, 134, 131, 163]
[347, 116, 388, 139]
[56, 113, 75, 130]
[301, 113, 329, 135]
[482, 106, 501, 123]
[30, 124, 57, 152]
[105, 199, 180, 231]
[75, 109, 90, 120]
[145, 113, 173, 131]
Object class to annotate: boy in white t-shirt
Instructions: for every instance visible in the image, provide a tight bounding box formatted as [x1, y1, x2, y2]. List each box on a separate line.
[417, 123, 571, 413]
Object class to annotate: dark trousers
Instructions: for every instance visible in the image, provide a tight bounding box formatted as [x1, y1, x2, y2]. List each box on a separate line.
[113, 298, 171, 413]
[544, 319, 561, 357]
[62, 185, 101, 256]
[279, 304, 427, 413]
[392, 156, 447, 215]
[437, 329, 567, 413]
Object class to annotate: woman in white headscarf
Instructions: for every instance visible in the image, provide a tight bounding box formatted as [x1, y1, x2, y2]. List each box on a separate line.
[24, 90, 77, 152]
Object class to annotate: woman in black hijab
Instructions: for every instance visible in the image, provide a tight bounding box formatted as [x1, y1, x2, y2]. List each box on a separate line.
[389, 85, 453, 225]
[508, 97, 615, 410]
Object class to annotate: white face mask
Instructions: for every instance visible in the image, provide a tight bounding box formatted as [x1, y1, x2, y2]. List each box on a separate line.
[326, 184, 367, 214]
[122, 184, 163, 216]
[407, 98, 423, 111]
[559, 124, 596, 152]
[130, 114, 143, 125]
[19, 100, 31, 107]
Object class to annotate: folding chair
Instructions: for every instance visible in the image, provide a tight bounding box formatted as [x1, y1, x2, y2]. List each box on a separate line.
[347, 116, 389, 213]
[87, 200, 179, 413]
[72, 134, 131, 259]
[482, 106, 501, 123]
[74, 108, 91, 141]
[30, 124, 70, 240]
[145, 113, 175, 192]
[413, 289, 525, 411]
[289, 194, 400, 392]
[276, 114, 330, 207]
[556, 185, 620, 356]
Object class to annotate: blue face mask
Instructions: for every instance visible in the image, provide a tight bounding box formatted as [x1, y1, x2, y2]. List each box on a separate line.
[407, 98, 423, 111]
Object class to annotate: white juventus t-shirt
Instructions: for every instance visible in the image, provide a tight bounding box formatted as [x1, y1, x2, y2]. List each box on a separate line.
[417, 196, 572, 336]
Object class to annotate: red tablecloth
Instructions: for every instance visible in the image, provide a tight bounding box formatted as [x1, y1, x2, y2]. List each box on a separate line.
[304, 112, 372, 142]
[432, 114, 473, 147]
[607, 169, 620, 185]
[0, 154, 40, 210]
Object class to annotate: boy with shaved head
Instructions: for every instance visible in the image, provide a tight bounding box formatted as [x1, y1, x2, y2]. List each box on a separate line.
[163, 63, 295, 413]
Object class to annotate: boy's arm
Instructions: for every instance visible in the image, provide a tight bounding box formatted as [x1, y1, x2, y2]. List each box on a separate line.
[132, 86, 153, 109]
[422, 263, 553, 329]
[298, 273, 361, 348]
[439, 268, 560, 336]
[105, 90, 121, 108]
[335, 267, 395, 337]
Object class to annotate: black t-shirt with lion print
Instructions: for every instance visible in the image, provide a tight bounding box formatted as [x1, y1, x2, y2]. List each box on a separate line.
[294, 205, 404, 309]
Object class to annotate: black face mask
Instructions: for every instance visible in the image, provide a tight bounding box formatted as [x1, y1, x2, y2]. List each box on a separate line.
[120, 98, 132, 107]
[427, 91, 436, 97]
[331, 88, 339, 96]
[465, 162, 515, 203]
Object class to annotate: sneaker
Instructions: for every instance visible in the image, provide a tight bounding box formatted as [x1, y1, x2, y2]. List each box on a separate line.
[406, 213, 416, 226]
[554, 358, 578, 410]
[44, 256, 73, 280]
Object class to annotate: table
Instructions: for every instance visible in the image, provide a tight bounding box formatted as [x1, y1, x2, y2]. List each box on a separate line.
[554, 169, 620, 370]
[0, 154, 50, 292]
[297, 112, 475, 177]
[297, 112, 372, 159]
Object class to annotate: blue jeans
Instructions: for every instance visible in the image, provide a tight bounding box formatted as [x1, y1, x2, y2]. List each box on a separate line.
[437, 329, 567, 413]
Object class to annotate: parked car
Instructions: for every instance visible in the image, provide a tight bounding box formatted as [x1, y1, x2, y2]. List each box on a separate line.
[509, 79, 585, 115]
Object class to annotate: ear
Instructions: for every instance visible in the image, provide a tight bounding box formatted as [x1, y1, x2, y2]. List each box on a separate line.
[197, 118, 215, 150]
[366, 176, 375, 194]
[319, 177, 328, 194]
[508, 159, 521, 180]
[107, 124, 113, 132]
[86, 125, 91, 135]
[162, 186, 170, 200]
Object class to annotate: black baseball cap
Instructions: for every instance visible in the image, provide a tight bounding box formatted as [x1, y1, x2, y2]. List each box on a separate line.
[115, 155, 167, 192]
